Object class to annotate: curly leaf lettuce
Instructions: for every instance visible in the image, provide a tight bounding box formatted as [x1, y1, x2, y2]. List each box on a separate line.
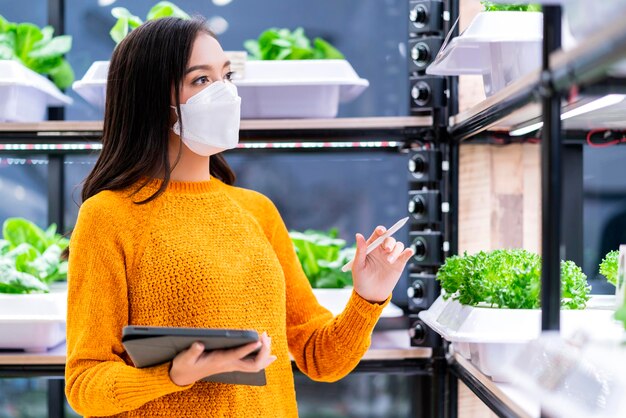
[436, 249, 590, 309]
[599, 250, 618, 286]
[481, 2, 541, 12]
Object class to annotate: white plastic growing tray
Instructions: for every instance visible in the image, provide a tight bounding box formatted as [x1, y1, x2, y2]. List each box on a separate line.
[506, 335, 626, 418]
[419, 295, 622, 382]
[235, 60, 369, 119]
[312, 288, 404, 318]
[0, 60, 72, 122]
[0, 290, 67, 352]
[72, 59, 369, 119]
[71, 60, 108, 109]
[427, 11, 543, 97]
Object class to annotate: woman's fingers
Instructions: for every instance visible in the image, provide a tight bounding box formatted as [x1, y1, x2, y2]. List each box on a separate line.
[181, 342, 205, 364]
[387, 242, 405, 263]
[232, 339, 263, 360]
[238, 332, 276, 372]
[382, 237, 396, 252]
[394, 247, 415, 267]
[354, 233, 368, 269]
[365, 226, 386, 245]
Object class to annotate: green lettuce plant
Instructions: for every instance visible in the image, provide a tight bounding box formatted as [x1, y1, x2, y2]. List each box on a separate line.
[0, 218, 69, 294]
[289, 228, 355, 289]
[244, 27, 344, 61]
[615, 303, 626, 330]
[481, 2, 541, 12]
[436, 249, 590, 309]
[599, 250, 618, 286]
[110, 1, 190, 44]
[0, 15, 74, 89]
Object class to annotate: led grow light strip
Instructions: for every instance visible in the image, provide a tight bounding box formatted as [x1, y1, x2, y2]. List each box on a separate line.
[0, 143, 103, 151]
[509, 94, 626, 136]
[0, 141, 400, 152]
[237, 141, 400, 149]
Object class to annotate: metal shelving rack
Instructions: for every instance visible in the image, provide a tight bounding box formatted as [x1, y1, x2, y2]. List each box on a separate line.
[4, 1, 626, 417]
[0, 117, 442, 418]
[444, 4, 626, 418]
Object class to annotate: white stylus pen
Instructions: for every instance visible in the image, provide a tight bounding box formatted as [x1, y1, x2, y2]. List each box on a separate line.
[341, 216, 410, 273]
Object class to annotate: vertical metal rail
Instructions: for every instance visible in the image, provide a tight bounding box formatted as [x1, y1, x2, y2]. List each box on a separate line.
[561, 144, 583, 266]
[47, 0, 66, 121]
[46, 1, 67, 416]
[47, 155, 66, 233]
[540, 6, 562, 332]
[446, 0, 460, 416]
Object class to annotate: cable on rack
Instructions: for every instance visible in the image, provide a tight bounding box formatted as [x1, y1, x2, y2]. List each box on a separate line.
[585, 129, 626, 148]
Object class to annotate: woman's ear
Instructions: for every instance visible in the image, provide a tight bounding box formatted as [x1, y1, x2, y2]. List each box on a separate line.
[169, 106, 178, 126]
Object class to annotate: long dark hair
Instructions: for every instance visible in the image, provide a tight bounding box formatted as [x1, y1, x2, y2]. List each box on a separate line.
[82, 17, 236, 206]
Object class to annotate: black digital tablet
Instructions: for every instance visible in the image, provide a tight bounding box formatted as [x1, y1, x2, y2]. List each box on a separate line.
[121, 326, 266, 386]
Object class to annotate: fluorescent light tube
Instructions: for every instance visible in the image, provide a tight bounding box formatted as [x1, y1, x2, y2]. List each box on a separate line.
[510, 121, 544, 137]
[561, 94, 626, 120]
[509, 94, 626, 136]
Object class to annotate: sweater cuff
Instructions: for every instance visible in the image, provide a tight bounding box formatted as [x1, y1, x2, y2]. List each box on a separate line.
[334, 290, 390, 350]
[114, 362, 194, 407]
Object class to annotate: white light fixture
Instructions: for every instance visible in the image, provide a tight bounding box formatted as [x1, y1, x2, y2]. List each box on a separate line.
[510, 121, 544, 137]
[509, 94, 626, 136]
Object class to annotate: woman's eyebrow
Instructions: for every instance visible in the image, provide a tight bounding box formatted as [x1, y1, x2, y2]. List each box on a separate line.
[185, 61, 232, 75]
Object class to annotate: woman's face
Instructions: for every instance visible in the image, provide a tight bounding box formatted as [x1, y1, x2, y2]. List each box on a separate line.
[175, 32, 233, 105]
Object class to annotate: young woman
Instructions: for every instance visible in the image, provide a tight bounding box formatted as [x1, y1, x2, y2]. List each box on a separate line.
[65, 17, 414, 417]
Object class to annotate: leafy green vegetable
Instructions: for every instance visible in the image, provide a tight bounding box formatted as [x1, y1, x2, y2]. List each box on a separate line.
[289, 228, 355, 289]
[0, 218, 69, 294]
[481, 2, 541, 12]
[147, 1, 190, 20]
[436, 249, 590, 309]
[0, 15, 74, 89]
[615, 303, 626, 330]
[110, 1, 191, 45]
[245, 27, 344, 61]
[599, 250, 618, 286]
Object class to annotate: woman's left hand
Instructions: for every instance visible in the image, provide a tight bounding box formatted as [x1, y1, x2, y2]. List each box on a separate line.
[352, 226, 415, 304]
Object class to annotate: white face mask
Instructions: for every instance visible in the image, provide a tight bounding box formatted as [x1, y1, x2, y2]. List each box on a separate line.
[171, 81, 241, 156]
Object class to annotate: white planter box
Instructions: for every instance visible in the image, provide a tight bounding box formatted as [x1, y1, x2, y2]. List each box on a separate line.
[312, 288, 403, 318]
[419, 295, 622, 382]
[506, 334, 626, 418]
[0, 288, 67, 352]
[73, 59, 369, 119]
[235, 60, 369, 118]
[0, 60, 72, 122]
[427, 10, 626, 96]
[427, 12, 543, 97]
[72, 60, 108, 110]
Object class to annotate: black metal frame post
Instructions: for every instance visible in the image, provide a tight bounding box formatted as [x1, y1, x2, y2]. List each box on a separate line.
[47, 155, 66, 233]
[45, 159, 66, 417]
[445, 0, 460, 416]
[561, 144, 583, 266]
[540, 5, 562, 333]
[47, 0, 66, 121]
[47, 2, 68, 414]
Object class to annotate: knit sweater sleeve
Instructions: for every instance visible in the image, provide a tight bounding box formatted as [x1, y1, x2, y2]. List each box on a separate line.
[65, 195, 192, 416]
[261, 197, 388, 382]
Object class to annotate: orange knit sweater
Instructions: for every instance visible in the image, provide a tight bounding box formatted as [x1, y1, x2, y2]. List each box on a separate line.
[65, 177, 388, 417]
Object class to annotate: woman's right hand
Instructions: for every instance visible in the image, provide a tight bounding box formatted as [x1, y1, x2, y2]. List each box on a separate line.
[169, 331, 277, 387]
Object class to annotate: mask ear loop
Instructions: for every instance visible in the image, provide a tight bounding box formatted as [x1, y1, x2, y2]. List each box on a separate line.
[170, 84, 185, 171]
